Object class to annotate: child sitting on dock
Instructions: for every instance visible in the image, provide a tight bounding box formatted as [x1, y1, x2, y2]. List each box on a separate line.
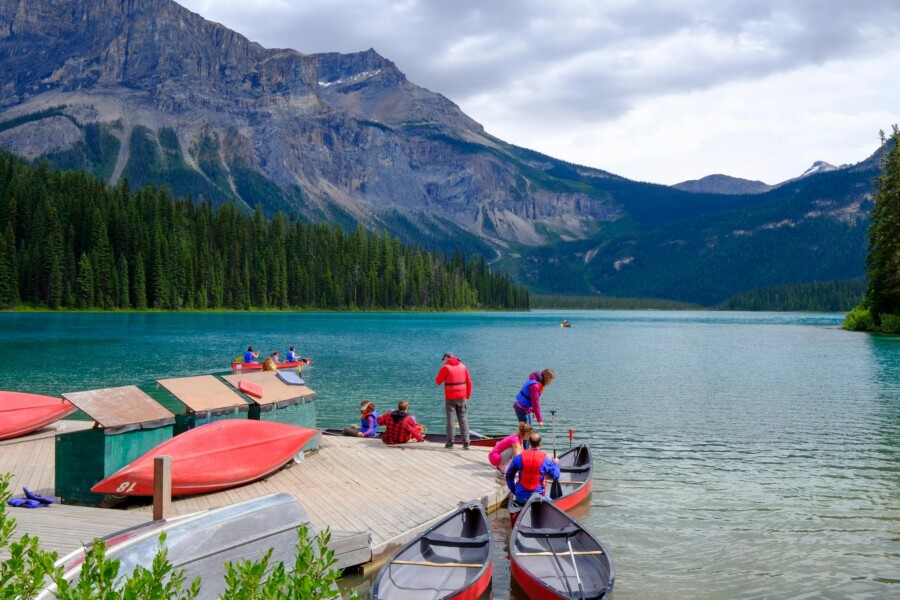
[376, 400, 425, 445]
[343, 400, 380, 438]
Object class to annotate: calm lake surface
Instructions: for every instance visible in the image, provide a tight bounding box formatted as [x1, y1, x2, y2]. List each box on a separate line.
[1, 310, 898, 599]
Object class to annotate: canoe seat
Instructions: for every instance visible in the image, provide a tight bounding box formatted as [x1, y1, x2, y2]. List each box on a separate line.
[422, 532, 491, 547]
[519, 524, 581, 538]
[560, 465, 590, 473]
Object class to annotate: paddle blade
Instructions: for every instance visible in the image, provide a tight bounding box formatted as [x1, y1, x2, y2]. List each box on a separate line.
[550, 477, 563, 500]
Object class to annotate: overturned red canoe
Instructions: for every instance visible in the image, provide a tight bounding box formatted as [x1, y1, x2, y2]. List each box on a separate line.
[0, 391, 77, 441]
[91, 420, 316, 496]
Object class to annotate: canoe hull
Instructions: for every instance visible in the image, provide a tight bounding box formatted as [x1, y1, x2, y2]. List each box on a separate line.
[91, 420, 315, 496]
[40, 493, 313, 600]
[0, 391, 77, 441]
[550, 444, 594, 511]
[231, 359, 310, 371]
[372, 503, 493, 600]
[510, 495, 614, 600]
[321, 428, 502, 447]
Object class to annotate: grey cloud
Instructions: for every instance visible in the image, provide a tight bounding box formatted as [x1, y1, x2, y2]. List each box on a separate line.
[178, 0, 900, 125]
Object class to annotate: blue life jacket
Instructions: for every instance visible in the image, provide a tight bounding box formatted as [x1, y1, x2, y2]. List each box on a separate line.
[244, 351, 255, 363]
[516, 379, 539, 410]
[287, 350, 298, 362]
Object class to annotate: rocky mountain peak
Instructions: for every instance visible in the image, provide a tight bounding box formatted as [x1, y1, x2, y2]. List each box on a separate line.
[672, 174, 773, 195]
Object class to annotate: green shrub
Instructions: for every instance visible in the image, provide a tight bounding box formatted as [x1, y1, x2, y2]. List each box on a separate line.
[1, 473, 355, 599]
[843, 306, 874, 331]
[879, 313, 900, 334]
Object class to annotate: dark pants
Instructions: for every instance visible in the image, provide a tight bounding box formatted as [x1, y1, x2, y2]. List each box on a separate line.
[514, 405, 532, 425]
[445, 399, 469, 444]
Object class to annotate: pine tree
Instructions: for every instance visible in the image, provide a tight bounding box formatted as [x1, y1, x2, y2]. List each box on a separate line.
[866, 126, 900, 322]
[75, 252, 95, 308]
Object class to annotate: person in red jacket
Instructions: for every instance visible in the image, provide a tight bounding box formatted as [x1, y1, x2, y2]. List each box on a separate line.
[435, 352, 473, 449]
[376, 400, 425, 445]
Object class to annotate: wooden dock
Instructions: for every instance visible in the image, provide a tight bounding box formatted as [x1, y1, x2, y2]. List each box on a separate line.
[1, 424, 507, 569]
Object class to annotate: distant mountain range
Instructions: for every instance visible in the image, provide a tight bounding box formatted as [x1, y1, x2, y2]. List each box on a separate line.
[0, 0, 880, 305]
[672, 160, 847, 195]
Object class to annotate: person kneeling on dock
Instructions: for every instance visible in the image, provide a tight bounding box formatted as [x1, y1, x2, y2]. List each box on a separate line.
[377, 400, 425, 445]
[505, 433, 560, 505]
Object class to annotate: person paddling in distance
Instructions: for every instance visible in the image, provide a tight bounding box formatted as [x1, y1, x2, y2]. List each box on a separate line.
[376, 400, 425, 445]
[243, 346, 259, 364]
[435, 352, 473, 449]
[270, 351, 280, 363]
[286, 345, 301, 363]
[489, 422, 534, 474]
[513, 369, 555, 428]
[505, 432, 560, 505]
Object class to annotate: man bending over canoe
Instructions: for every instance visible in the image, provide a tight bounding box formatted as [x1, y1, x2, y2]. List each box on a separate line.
[505, 433, 560, 505]
[376, 400, 425, 445]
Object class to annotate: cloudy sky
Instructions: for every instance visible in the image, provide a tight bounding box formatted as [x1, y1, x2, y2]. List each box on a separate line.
[178, 0, 900, 185]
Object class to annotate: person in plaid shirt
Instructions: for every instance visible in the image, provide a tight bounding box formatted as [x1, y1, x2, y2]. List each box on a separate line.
[377, 400, 425, 445]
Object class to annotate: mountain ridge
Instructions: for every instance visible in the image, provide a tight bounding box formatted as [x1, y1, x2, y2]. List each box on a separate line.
[0, 0, 878, 304]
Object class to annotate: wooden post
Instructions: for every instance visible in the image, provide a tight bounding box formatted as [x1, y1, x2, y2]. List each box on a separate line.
[153, 455, 172, 520]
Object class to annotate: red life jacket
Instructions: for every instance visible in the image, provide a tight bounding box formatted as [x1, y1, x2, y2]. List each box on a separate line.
[441, 360, 469, 400]
[519, 449, 547, 491]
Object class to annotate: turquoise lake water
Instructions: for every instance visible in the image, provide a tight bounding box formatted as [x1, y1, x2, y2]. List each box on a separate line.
[1, 311, 898, 599]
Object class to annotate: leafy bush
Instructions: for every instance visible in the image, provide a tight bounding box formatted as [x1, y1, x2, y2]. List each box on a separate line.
[843, 306, 875, 331]
[878, 313, 900, 334]
[221, 525, 351, 599]
[1, 473, 354, 599]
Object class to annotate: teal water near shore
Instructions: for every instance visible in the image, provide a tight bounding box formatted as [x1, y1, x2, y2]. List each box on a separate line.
[1, 311, 898, 599]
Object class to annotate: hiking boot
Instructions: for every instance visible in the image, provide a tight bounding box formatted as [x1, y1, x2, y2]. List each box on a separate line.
[445, 441, 454, 449]
[462, 443, 470, 450]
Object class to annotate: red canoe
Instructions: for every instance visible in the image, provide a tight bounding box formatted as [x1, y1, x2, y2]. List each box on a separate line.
[91, 420, 316, 496]
[231, 359, 311, 371]
[509, 444, 593, 526]
[372, 502, 493, 600]
[549, 444, 593, 512]
[0, 391, 77, 441]
[510, 495, 614, 600]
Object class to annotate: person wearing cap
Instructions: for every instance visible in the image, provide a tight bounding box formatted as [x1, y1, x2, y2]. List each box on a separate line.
[435, 351, 473, 449]
[342, 400, 380, 438]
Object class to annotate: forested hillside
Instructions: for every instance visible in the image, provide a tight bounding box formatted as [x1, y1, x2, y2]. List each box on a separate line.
[0, 154, 528, 311]
[719, 279, 865, 311]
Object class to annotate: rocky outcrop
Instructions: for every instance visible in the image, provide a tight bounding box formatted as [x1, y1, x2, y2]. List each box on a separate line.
[0, 0, 618, 250]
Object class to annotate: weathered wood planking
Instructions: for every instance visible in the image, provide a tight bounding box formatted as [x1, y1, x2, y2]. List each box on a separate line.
[0, 420, 93, 497]
[1, 504, 149, 560]
[3, 429, 507, 570]
[130, 435, 508, 562]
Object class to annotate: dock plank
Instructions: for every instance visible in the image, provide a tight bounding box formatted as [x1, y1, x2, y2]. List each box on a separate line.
[4, 431, 507, 570]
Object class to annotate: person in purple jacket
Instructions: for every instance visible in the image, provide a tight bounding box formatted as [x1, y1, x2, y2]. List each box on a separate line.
[513, 369, 555, 428]
[342, 400, 380, 438]
[358, 400, 379, 438]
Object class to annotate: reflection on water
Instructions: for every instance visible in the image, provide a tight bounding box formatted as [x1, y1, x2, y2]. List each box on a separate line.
[1, 311, 898, 599]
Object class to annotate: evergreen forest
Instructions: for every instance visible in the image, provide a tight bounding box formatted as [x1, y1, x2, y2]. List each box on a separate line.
[0, 153, 529, 311]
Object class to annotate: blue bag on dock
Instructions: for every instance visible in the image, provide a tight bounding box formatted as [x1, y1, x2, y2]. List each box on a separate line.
[277, 371, 305, 386]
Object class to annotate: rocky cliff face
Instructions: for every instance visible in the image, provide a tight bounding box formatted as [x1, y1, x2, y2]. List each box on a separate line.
[0, 0, 876, 302]
[0, 0, 619, 251]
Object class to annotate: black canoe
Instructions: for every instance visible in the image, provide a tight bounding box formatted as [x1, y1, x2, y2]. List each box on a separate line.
[322, 428, 503, 447]
[372, 503, 493, 600]
[510, 495, 614, 600]
[509, 444, 594, 524]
